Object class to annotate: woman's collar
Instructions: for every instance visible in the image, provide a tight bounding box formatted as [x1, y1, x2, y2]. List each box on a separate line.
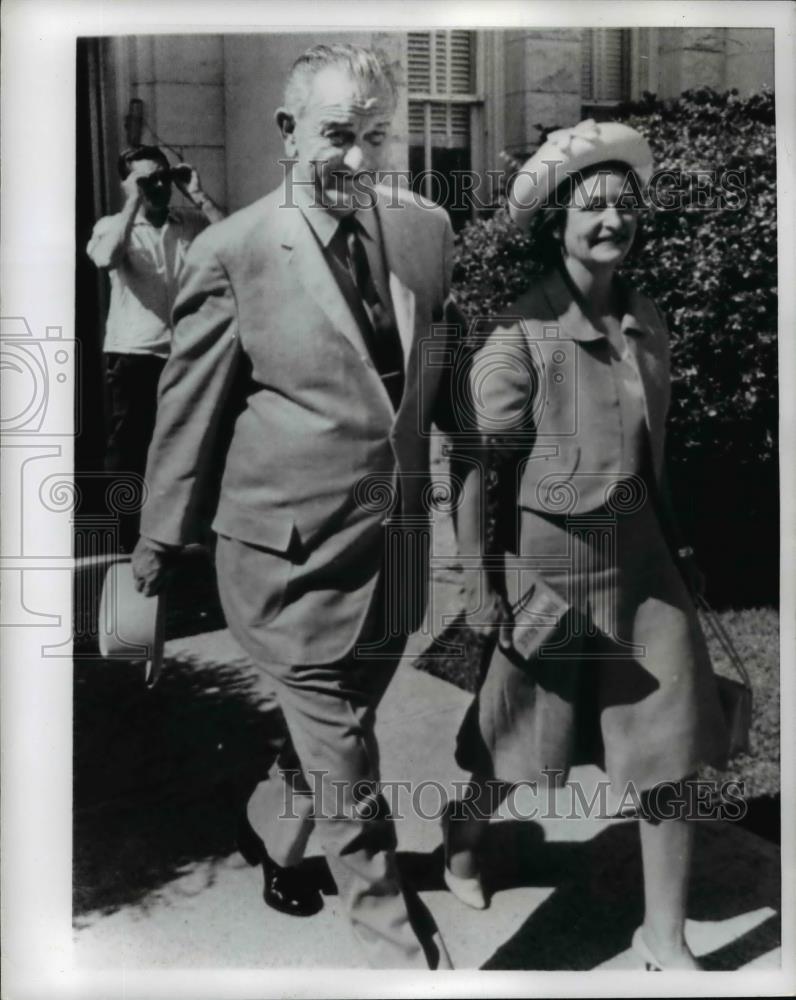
[541, 265, 657, 341]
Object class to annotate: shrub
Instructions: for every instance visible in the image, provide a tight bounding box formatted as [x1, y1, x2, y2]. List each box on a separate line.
[616, 88, 777, 469]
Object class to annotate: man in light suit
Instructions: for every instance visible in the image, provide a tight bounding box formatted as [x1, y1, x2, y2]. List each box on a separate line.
[132, 43, 458, 968]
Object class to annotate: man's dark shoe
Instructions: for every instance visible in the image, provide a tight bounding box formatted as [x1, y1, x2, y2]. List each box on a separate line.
[262, 853, 323, 917]
[236, 810, 323, 917]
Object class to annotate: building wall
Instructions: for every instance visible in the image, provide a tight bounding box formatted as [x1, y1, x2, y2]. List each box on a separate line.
[717, 28, 775, 96]
[109, 35, 228, 213]
[501, 29, 582, 158]
[657, 27, 775, 100]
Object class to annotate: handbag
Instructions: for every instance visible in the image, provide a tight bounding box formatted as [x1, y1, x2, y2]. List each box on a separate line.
[509, 576, 571, 662]
[697, 594, 754, 759]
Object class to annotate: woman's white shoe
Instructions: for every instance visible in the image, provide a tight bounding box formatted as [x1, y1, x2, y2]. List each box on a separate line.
[441, 808, 488, 910]
[631, 927, 702, 971]
[632, 927, 663, 970]
[442, 864, 488, 910]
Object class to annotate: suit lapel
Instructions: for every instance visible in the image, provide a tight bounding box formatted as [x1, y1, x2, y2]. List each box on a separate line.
[376, 197, 419, 365]
[388, 272, 416, 362]
[277, 199, 373, 363]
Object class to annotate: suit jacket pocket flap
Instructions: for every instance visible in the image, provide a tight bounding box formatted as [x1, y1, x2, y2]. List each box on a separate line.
[212, 501, 295, 553]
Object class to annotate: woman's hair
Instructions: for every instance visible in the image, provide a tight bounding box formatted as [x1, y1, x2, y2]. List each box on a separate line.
[526, 158, 646, 271]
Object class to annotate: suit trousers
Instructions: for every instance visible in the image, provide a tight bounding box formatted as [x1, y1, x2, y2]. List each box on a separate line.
[215, 535, 451, 969]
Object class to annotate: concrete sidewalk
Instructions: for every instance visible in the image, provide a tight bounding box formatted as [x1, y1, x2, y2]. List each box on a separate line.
[73, 627, 781, 972]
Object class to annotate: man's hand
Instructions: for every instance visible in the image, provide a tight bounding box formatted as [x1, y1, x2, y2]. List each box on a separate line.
[173, 162, 202, 200]
[121, 170, 144, 204]
[121, 160, 160, 204]
[462, 568, 514, 650]
[131, 536, 178, 596]
[174, 163, 225, 222]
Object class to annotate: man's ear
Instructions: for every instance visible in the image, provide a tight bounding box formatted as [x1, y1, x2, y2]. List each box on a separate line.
[275, 108, 296, 148]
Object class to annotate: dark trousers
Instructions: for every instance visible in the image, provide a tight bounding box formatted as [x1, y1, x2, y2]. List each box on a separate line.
[104, 352, 166, 551]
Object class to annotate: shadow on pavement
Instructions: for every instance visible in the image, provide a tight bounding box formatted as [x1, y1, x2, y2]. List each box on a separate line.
[74, 652, 282, 917]
[476, 819, 780, 970]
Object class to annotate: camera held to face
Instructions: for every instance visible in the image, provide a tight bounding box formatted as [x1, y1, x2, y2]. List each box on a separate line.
[167, 164, 193, 187]
[138, 164, 192, 193]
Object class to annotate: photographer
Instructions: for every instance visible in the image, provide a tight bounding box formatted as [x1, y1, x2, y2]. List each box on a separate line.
[87, 145, 224, 549]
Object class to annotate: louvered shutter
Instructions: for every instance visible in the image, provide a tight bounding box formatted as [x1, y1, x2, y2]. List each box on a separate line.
[449, 30, 473, 94]
[408, 31, 431, 93]
[581, 30, 594, 100]
[582, 28, 629, 103]
[408, 30, 475, 146]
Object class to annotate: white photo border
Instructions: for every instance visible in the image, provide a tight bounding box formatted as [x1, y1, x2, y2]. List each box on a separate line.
[1, 1, 794, 997]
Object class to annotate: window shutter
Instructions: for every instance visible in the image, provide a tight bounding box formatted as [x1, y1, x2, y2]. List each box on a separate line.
[408, 29, 474, 97]
[407, 32, 431, 93]
[448, 103, 470, 141]
[582, 28, 629, 103]
[435, 31, 448, 93]
[409, 101, 471, 146]
[449, 30, 473, 95]
[581, 31, 594, 100]
[408, 100, 426, 136]
[597, 29, 624, 101]
[408, 31, 477, 153]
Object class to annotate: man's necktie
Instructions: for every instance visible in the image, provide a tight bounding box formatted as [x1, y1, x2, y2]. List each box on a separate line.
[337, 214, 405, 410]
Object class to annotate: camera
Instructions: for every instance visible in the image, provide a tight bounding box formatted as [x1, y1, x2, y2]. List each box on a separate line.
[168, 164, 193, 186]
[138, 164, 192, 191]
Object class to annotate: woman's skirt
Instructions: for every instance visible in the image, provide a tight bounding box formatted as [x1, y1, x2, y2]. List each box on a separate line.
[455, 494, 729, 794]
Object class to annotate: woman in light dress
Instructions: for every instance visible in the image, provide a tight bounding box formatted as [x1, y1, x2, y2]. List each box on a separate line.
[444, 120, 728, 971]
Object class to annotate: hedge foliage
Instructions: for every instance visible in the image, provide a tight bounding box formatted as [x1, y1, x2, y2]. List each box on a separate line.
[451, 87, 778, 470]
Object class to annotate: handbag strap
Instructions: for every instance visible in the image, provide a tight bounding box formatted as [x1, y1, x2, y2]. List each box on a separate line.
[697, 594, 753, 692]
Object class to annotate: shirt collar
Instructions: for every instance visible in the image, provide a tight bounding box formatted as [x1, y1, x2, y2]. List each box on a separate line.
[294, 191, 339, 248]
[542, 266, 656, 341]
[356, 206, 379, 243]
[292, 176, 379, 249]
[133, 206, 183, 227]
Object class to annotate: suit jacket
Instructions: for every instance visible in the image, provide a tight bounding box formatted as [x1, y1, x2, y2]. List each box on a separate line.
[141, 184, 457, 663]
[471, 265, 672, 521]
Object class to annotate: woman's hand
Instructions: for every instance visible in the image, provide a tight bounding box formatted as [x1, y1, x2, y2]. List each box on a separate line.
[462, 568, 514, 650]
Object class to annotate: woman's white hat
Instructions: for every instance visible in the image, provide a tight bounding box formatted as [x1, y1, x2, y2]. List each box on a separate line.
[98, 558, 166, 686]
[508, 118, 653, 230]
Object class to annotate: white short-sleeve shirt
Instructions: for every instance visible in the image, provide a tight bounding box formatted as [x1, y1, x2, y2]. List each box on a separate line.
[88, 207, 209, 358]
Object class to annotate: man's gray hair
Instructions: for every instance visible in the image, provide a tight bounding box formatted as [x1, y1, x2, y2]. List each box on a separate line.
[284, 43, 397, 118]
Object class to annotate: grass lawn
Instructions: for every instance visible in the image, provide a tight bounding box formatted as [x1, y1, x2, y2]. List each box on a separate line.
[700, 606, 780, 799]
